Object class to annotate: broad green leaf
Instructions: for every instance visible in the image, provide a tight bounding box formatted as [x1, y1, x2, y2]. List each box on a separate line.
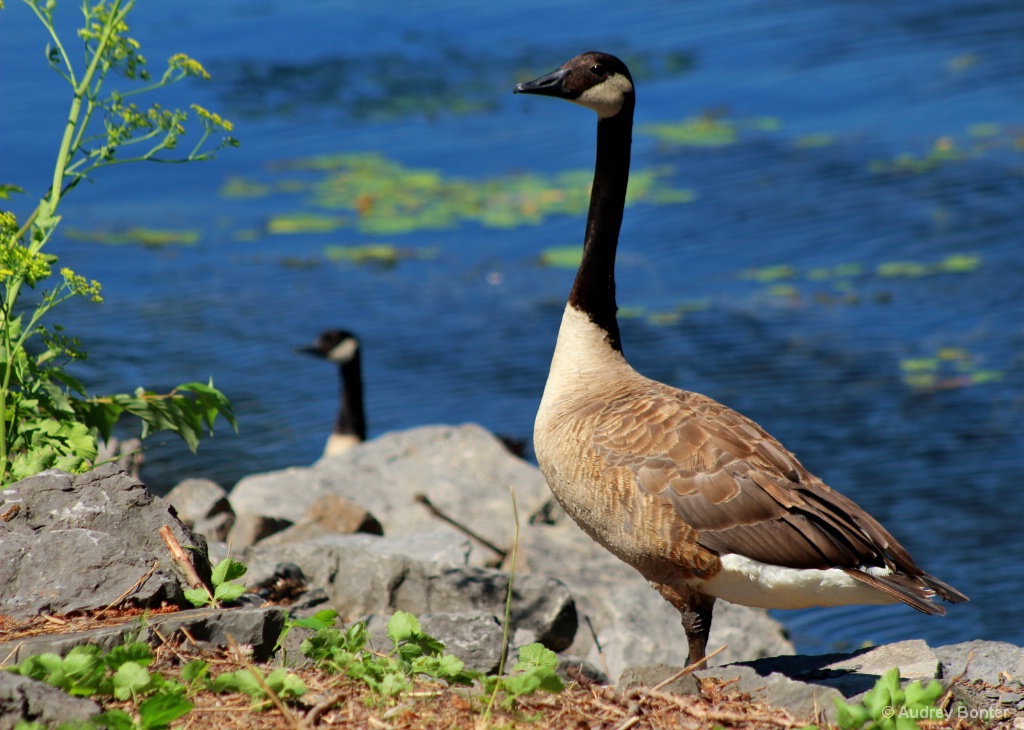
[137, 693, 193, 730]
[183, 587, 212, 607]
[387, 611, 420, 645]
[180, 659, 209, 685]
[112, 661, 151, 700]
[516, 643, 558, 671]
[211, 557, 247, 584]
[213, 581, 247, 603]
[291, 609, 338, 631]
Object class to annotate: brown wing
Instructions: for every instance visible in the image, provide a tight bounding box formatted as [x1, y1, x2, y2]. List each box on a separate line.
[588, 380, 927, 576]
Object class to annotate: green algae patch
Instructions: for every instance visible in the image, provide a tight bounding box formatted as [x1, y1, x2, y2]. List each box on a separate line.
[248, 153, 695, 236]
[63, 227, 200, 247]
[900, 348, 1003, 392]
[324, 243, 437, 267]
[640, 115, 779, 148]
[267, 213, 347, 235]
[539, 245, 583, 269]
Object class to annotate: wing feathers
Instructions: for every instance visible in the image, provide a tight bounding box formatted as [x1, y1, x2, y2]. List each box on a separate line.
[588, 380, 963, 608]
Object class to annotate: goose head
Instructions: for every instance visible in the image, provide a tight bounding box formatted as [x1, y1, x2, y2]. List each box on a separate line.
[514, 51, 634, 119]
[301, 329, 360, 365]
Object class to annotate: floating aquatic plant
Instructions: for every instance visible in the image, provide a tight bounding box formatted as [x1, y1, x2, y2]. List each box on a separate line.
[641, 114, 779, 148]
[900, 348, 1002, 392]
[865, 121, 1024, 175]
[324, 243, 436, 267]
[220, 176, 271, 198]
[877, 254, 980, 278]
[241, 153, 694, 237]
[267, 213, 347, 235]
[739, 264, 798, 283]
[63, 227, 200, 247]
[538, 245, 583, 269]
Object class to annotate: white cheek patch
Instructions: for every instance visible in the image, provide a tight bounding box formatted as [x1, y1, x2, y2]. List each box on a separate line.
[327, 338, 358, 363]
[572, 73, 634, 118]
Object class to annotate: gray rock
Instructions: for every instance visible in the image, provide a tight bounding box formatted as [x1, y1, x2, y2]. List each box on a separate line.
[934, 640, 1024, 686]
[0, 672, 100, 730]
[0, 606, 286, 664]
[695, 640, 941, 723]
[355, 530, 472, 565]
[165, 477, 235, 542]
[258, 494, 383, 547]
[418, 611, 505, 674]
[228, 424, 552, 565]
[227, 512, 294, 548]
[704, 664, 845, 723]
[0, 466, 209, 620]
[619, 664, 699, 696]
[242, 534, 577, 652]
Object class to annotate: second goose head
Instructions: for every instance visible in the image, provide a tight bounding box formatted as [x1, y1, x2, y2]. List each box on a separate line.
[300, 329, 367, 456]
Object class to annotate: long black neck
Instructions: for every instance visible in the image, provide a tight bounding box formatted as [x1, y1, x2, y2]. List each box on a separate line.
[568, 103, 633, 353]
[336, 353, 367, 440]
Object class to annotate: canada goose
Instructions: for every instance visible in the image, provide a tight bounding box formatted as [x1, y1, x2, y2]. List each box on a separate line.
[300, 329, 367, 456]
[515, 52, 967, 664]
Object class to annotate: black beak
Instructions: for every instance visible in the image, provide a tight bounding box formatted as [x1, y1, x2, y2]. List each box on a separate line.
[296, 345, 324, 358]
[514, 67, 571, 97]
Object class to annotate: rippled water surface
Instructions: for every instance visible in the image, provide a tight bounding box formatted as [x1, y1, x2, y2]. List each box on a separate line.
[2, 0, 1022, 654]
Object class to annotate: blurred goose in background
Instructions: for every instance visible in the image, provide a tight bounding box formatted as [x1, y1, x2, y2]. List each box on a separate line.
[300, 329, 367, 457]
[515, 51, 967, 664]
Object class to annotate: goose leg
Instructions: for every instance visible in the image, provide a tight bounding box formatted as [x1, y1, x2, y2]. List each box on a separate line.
[654, 583, 716, 664]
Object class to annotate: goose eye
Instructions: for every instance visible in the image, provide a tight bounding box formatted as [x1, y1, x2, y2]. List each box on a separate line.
[591, 63, 606, 77]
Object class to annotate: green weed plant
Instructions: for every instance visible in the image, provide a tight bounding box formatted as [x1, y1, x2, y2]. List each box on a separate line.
[1, 0, 238, 484]
[834, 667, 945, 730]
[183, 557, 248, 608]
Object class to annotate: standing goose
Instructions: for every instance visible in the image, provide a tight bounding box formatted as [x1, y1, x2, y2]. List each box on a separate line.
[515, 52, 967, 664]
[300, 329, 367, 457]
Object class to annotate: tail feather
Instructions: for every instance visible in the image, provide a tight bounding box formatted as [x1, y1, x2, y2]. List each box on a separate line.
[843, 568, 967, 615]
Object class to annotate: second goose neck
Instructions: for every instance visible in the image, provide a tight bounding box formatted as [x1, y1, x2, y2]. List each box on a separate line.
[337, 355, 367, 440]
[569, 109, 633, 353]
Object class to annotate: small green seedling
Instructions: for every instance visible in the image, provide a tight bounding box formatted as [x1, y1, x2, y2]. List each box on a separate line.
[184, 557, 247, 607]
[300, 610, 476, 697]
[835, 667, 945, 730]
[483, 643, 564, 710]
[207, 666, 306, 710]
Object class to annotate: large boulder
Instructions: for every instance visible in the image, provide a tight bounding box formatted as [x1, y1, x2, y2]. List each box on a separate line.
[0, 465, 208, 620]
[0, 672, 100, 730]
[228, 423, 551, 557]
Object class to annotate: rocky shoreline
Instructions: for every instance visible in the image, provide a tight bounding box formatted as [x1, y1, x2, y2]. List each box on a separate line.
[1, 423, 1021, 728]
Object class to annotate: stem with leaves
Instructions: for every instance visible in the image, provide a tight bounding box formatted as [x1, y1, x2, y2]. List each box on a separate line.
[0, 0, 239, 484]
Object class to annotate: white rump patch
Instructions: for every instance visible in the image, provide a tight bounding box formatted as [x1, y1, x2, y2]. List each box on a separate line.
[327, 337, 358, 363]
[702, 554, 899, 609]
[323, 432, 361, 456]
[573, 73, 634, 118]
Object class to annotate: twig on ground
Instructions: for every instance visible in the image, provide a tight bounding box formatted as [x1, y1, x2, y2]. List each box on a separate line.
[413, 493, 508, 560]
[160, 524, 216, 606]
[305, 689, 347, 726]
[583, 613, 612, 680]
[650, 643, 728, 692]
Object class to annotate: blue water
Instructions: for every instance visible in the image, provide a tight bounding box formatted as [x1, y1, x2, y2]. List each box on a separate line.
[2, 0, 1022, 655]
